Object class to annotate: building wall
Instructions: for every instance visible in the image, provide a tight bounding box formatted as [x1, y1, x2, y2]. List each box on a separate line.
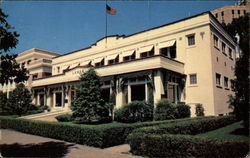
[211, 5, 249, 24]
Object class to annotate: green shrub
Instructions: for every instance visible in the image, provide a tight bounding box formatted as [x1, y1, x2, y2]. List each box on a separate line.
[55, 114, 73, 122]
[0, 116, 209, 148]
[128, 133, 249, 158]
[0, 91, 9, 115]
[6, 84, 33, 116]
[71, 68, 109, 123]
[176, 102, 191, 118]
[195, 103, 205, 116]
[154, 99, 177, 120]
[131, 115, 237, 135]
[115, 101, 153, 123]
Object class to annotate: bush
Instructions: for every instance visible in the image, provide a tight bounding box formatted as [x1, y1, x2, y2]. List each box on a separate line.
[71, 68, 109, 123]
[55, 114, 73, 122]
[154, 99, 177, 120]
[0, 91, 9, 115]
[195, 103, 205, 116]
[114, 101, 153, 123]
[127, 116, 244, 158]
[0, 116, 209, 148]
[6, 83, 33, 116]
[176, 102, 191, 118]
[128, 133, 249, 158]
[131, 115, 237, 135]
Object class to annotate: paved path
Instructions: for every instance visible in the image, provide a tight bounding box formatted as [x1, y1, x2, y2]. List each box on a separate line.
[0, 129, 143, 158]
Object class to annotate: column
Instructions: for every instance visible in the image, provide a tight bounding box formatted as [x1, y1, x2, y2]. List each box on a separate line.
[37, 93, 40, 106]
[145, 82, 148, 102]
[53, 92, 56, 108]
[115, 78, 123, 109]
[174, 85, 178, 104]
[67, 85, 72, 111]
[128, 83, 131, 103]
[153, 70, 164, 107]
[62, 85, 65, 108]
[154, 44, 160, 55]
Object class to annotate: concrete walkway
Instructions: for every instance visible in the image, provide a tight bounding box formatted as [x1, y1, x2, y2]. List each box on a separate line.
[0, 129, 143, 158]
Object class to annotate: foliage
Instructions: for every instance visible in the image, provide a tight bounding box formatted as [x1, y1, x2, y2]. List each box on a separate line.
[0, 8, 28, 84]
[127, 116, 244, 158]
[195, 103, 205, 116]
[198, 121, 249, 142]
[176, 102, 191, 118]
[6, 83, 33, 116]
[0, 91, 9, 115]
[131, 115, 236, 135]
[128, 133, 248, 158]
[154, 99, 177, 120]
[55, 114, 73, 122]
[71, 68, 110, 123]
[224, 13, 249, 130]
[115, 101, 153, 123]
[0, 116, 211, 148]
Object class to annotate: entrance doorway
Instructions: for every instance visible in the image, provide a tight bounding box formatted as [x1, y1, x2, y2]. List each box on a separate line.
[101, 88, 110, 103]
[131, 84, 145, 101]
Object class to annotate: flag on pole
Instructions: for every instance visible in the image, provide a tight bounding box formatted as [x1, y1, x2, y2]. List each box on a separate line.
[106, 4, 117, 15]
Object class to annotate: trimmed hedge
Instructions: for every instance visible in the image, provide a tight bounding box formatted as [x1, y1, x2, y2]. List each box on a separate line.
[131, 115, 237, 135]
[128, 133, 249, 158]
[127, 115, 246, 158]
[0, 116, 211, 148]
[55, 113, 73, 122]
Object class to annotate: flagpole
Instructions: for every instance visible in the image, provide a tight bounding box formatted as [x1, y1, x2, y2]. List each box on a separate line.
[105, 0, 108, 48]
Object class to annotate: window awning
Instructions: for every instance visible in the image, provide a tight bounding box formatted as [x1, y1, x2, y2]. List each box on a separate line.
[71, 63, 80, 68]
[122, 50, 135, 57]
[138, 45, 154, 53]
[106, 54, 118, 60]
[158, 40, 176, 49]
[93, 57, 104, 63]
[81, 61, 90, 66]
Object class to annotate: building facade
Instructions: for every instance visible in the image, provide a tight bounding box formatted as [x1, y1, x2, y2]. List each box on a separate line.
[0, 48, 60, 95]
[211, 5, 249, 24]
[0, 12, 237, 116]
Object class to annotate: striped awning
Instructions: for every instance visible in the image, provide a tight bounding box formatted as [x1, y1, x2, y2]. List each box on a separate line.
[106, 54, 119, 60]
[122, 50, 135, 57]
[138, 45, 154, 53]
[158, 40, 176, 49]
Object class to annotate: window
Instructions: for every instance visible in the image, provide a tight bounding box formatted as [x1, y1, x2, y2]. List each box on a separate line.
[221, 11, 224, 16]
[238, 10, 240, 14]
[222, 42, 226, 54]
[140, 49, 154, 58]
[230, 79, 235, 90]
[215, 13, 218, 18]
[187, 34, 195, 46]
[123, 52, 135, 62]
[232, 10, 234, 14]
[160, 44, 176, 58]
[108, 56, 119, 65]
[32, 74, 38, 80]
[244, 10, 246, 14]
[216, 73, 221, 86]
[95, 59, 104, 67]
[224, 77, 228, 88]
[57, 66, 60, 73]
[189, 74, 197, 85]
[27, 60, 31, 65]
[213, 35, 219, 48]
[229, 48, 232, 58]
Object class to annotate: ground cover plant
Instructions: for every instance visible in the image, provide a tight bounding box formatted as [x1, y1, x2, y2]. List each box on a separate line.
[0, 116, 213, 148]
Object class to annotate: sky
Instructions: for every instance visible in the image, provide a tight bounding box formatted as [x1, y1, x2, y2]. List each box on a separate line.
[2, 0, 237, 55]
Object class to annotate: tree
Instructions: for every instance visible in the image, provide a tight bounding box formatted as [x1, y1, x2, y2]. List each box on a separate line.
[7, 83, 33, 116]
[71, 68, 110, 123]
[0, 91, 9, 115]
[225, 13, 249, 129]
[0, 8, 28, 85]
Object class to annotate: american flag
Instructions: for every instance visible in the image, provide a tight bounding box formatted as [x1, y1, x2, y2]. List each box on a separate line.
[106, 5, 117, 15]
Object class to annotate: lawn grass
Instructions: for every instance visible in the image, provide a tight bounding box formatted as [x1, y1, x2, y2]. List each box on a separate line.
[197, 121, 249, 141]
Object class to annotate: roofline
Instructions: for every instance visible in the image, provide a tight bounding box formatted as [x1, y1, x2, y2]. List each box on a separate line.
[18, 48, 61, 57]
[53, 11, 212, 59]
[52, 11, 236, 59]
